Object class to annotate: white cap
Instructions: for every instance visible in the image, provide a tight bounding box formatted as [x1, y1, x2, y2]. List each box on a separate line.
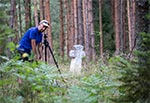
[39, 20, 49, 27]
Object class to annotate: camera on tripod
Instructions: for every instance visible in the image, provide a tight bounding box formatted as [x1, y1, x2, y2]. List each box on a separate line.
[44, 34, 48, 39]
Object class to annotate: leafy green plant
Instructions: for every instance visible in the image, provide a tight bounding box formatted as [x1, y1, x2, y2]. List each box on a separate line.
[60, 62, 119, 103]
[0, 57, 67, 103]
[109, 32, 150, 103]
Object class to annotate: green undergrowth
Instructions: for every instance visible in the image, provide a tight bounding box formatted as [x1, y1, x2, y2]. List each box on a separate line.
[0, 56, 122, 103]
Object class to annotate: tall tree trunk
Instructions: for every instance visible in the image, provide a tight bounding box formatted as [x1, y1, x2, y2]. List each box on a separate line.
[7, 0, 16, 57]
[45, 0, 52, 48]
[114, 0, 120, 54]
[40, 0, 44, 20]
[136, 0, 150, 33]
[77, 0, 84, 45]
[111, 0, 115, 27]
[44, 0, 53, 63]
[65, 0, 71, 57]
[119, 0, 127, 52]
[121, 0, 127, 52]
[11, 0, 18, 39]
[34, 0, 38, 26]
[112, 0, 127, 54]
[59, 0, 65, 59]
[70, 0, 75, 51]
[127, 0, 136, 59]
[9, 0, 16, 29]
[120, 0, 123, 52]
[74, 0, 78, 44]
[99, 0, 103, 59]
[83, 0, 90, 61]
[9, 0, 17, 40]
[25, 0, 31, 30]
[18, 0, 22, 38]
[88, 0, 95, 60]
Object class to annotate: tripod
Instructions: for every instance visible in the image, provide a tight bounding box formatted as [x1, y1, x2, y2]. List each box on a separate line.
[43, 34, 59, 68]
[43, 34, 66, 83]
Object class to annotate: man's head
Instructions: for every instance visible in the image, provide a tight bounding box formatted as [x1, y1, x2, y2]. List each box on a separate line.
[38, 20, 49, 32]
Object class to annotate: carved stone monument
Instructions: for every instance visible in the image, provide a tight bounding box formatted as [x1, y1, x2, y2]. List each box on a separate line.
[69, 45, 85, 75]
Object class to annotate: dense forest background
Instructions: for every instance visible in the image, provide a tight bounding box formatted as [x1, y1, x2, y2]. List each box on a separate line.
[0, 0, 150, 103]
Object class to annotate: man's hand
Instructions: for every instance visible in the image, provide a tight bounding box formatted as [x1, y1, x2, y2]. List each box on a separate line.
[34, 55, 39, 60]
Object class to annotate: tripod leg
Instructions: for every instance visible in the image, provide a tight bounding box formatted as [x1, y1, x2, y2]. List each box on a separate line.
[45, 46, 47, 62]
[47, 45, 67, 82]
[43, 35, 67, 85]
[47, 45, 59, 69]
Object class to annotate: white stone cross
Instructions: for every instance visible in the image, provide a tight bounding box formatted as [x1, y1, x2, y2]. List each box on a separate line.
[69, 45, 86, 75]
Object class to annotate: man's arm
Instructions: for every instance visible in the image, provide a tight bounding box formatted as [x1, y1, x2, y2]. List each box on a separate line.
[31, 39, 38, 60]
[37, 43, 42, 59]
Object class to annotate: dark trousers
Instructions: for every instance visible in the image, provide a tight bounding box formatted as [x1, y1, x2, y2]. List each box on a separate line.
[16, 48, 30, 61]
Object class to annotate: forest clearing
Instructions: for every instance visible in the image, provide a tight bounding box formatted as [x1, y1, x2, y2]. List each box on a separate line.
[0, 0, 150, 103]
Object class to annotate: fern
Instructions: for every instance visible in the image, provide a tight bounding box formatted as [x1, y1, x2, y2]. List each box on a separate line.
[0, 58, 67, 103]
[110, 32, 150, 103]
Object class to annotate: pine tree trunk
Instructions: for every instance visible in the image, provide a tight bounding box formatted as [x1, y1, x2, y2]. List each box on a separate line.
[136, 1, 150, 33]
[18, 0, 22, 38]
[127, 0, 136, 59]
[45, 0, 53, 64]
[34, 0, 38, 26]
[77, 0, 84, 45]
[114, 0, 120, 54]
[40, 0, 44, 20]
[7, 0, 16, 57]
[99, 0, 103, 59]
[59, 0, 65, 59]
[122, 0, 127, 52]
[111, 0, 115, 26]
[70, 0, 75, 50]
[74, 0, 78, 44]
[88, 0, 95, 60]
[45, 0, 52, 48]
[83, 0, 90, 61]
[9, 0, 16, 29]
[9, 0, 17, 40]
[64, 0, 71, 57]
[25, 0, 31, 30]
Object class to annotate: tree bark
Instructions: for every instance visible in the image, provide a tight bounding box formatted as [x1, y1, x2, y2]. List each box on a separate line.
[77, 0, 84, 45]
[70, 0, 75, 51]
[59, 0, 65, 59]
[40, 0, 44, 20]
[34, 0, 38, 26]
[99, 0, 103, 59]
[121, 0, 127, 52]
[9, 0, 16, 29]
[83, 0, 90, 61]
[65, 0, 71, 57]
[18, 0, 22, 38]
[74, 0, 78, 44]
[7, 0, 16, 57]
[127, 0, 136, 59]
[25, 0, 31, 30]
[44, 0, 53, 63]
[88, 0, 95, 60]
[114, 0, 120, 54]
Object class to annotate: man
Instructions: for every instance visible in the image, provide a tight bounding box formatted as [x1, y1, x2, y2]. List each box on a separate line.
[16, 20, 49, 61]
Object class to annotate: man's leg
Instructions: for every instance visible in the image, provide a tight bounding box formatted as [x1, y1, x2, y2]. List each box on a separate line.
[16, 50, 29, 61]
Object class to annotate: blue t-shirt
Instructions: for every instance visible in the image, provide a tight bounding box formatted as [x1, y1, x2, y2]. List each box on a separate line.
[18, 27, 43, 53]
